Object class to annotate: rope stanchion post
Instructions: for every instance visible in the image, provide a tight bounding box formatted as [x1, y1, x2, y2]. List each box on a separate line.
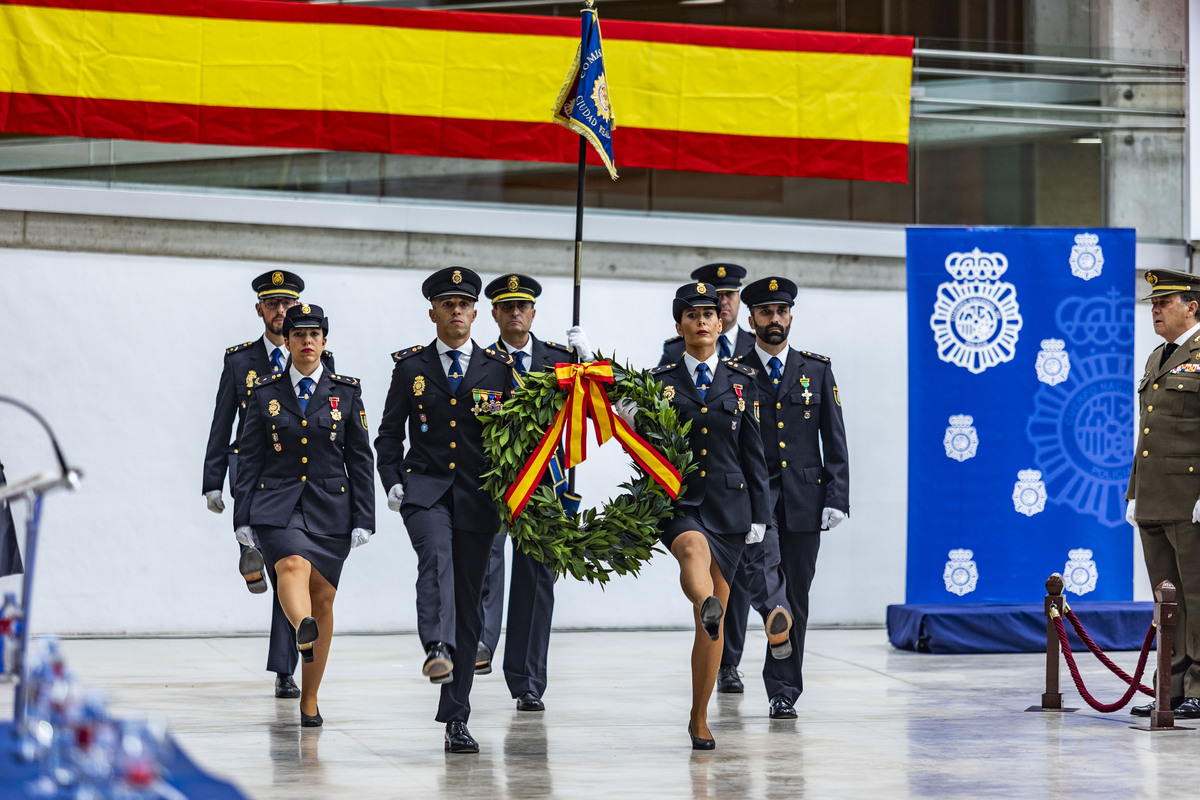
[1151, 580, 1179, 730]
[1029, 573, 1076, 712]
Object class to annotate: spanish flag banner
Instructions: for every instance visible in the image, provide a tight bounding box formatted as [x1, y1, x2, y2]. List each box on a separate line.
[552, 0, 617, 180]
[0, 0, 912, 182]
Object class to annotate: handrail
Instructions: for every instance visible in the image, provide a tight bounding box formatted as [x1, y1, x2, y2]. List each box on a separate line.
[911, 97, 1182, 118]
[915, 47, 1183, 71]
[913, 113, 1184, 131]
[914, 66, 1184, 85]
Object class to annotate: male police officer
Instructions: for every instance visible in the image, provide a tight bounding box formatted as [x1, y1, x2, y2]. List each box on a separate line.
[1127, 269, 1200, 719]
[202, 270, 333, 700]
[475, 273, 590, 711]
[731, 276, 849, 719]
[375, 266, 515, 753]
[660, 263, 756, 366]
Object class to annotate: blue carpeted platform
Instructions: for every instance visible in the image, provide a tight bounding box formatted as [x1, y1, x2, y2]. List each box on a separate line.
[887, 601, 1154, 654]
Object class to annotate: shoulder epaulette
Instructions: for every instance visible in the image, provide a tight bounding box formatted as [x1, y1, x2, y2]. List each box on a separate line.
[330, 373, 359, 386]
[543, 340, 572, 354]
[800, 350, 830, 363]
[322, 348, 334, 360]
[225, 341, 255, 355]
[649, 364, 675, 376]
[392, 345, 425, 363]
[662, 335, 683, 345]
[484, 346, 515, 365]
[252, 372, 286, 389]
[727, 361, 757, 377]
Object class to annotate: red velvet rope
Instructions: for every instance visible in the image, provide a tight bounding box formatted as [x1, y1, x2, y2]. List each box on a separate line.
[1063, 608, 1154, 696]
[1054, 616, 1156, 712]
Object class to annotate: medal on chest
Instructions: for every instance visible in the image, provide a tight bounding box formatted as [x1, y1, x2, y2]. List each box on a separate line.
[472, 389, 504, 414]
[733, 383, 745, 413]
[329, 396, 342, 421]
[413, 375, 426, 397]
[800, 375, 813, 405]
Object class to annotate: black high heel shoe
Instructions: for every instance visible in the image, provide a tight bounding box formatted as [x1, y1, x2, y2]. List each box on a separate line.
[296, 617, 318, 664]
[699, 596, 723, 642]
[688, 723, 715, 750]
[300, 706, 323, 728]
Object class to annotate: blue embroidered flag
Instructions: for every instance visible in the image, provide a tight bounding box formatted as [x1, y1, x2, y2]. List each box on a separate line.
[552, 0, 617, 180]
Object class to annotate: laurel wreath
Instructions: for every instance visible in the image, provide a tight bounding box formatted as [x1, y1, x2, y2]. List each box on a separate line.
[480, 356, 695, 584]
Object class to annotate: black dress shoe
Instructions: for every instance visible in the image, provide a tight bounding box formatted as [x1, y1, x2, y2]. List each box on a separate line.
[296, 617, 318, 664]
[1131, 696, 1183, 717]
[239, 548, 268, 594]
[699, 596, 723, 642]
[716, 666, 744, 694]
[688, 724, 715, 750]
[300, 707, 322, 728]
[444, 721, 479, 753]
[769, 695, 798, 719]
[475, 643, 492, 675]
[765, 606, 793, 660]
[423, 642, 453, 684]
[275, 673, 300, 699]
[1172, 697, 1200, 719]
[515, 692, 545, 712]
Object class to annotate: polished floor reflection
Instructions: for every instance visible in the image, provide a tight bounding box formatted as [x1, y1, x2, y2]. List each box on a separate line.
[10, 629, 1199, 799]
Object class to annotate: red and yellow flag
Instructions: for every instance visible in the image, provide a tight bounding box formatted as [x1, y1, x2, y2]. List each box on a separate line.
[0, 0, 912, 182]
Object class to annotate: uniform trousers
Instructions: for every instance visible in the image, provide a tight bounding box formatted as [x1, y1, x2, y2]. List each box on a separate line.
[1140, 519, 1200, 697]
[722, 522, 798, 701]
[774, 503, 822, 702]
[402, 498, 493, 723]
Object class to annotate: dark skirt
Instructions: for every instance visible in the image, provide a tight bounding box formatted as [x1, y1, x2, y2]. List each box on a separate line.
[258, 507, 352, 589]
[660, 511, 744, 585]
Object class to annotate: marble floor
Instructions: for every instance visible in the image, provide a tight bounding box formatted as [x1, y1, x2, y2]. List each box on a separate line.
[4, 628, 1196, 800]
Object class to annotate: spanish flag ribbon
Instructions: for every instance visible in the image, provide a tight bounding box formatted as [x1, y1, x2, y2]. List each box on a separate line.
[503, 361, 682, 521]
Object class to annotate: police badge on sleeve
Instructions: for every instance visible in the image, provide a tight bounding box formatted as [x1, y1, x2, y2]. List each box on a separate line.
[1035, 339, 1070, 386]
[929, 247, 1023, 374]
[943, 414, 979, 462]
[1012, 469, 1047, 516]
[1062, 548, 1098, 595]
[943, 549, 979, 596]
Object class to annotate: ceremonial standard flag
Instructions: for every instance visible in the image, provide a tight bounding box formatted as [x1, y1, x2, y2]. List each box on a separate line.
[552, 1, 617, 179]
[0, 0, 912, 181]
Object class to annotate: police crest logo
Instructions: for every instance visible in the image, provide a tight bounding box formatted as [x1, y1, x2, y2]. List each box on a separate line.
[413, 375, 426, 397]
[696, 283, 706, 294]
[662, 385, 676, 401]
[1012, 469, 1047, 516]
[942, 549, 978, 596]
[769, 279, 778, 291]
[929, 247, 1023, 375]
[1035, 339, 1070, 386]
[271, 271, 284, 286]
[301, 304, 311, 314]
[942, 414, 978, 462]
[508, 275, 519, 292]
[1068, 232, 1104, 281]
[452, 270, 462, 285]
[590, 74, 612, 122]
[245, 370, 258, 388]
[268, 399, 281, 417]
[717, 266, 727, 279]
[1062, 548, 1098, 595]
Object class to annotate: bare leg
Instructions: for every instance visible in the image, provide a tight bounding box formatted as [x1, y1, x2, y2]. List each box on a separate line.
[300, 569, 337, 718]
[670, 532, 729, 740]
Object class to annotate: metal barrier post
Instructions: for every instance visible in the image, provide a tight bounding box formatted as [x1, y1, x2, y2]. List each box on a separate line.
[1027, 573, 1075, 712]
[1150, 580, 1178, 730]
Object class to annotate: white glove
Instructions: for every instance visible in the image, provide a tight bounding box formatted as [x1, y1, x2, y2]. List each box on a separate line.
[822, 508, 846, 530]
[235, 526, 255, 547]
[567, 325, 594, 362]
[1126, 500, 1137, 527]
[614, 398, 638, 427]
[351, 528, 372, 548]
[387, 484, 405, 513]
[205, 490, 225, 514]
[745, 523, 766, 544]
[1192, 499, 1200, 525]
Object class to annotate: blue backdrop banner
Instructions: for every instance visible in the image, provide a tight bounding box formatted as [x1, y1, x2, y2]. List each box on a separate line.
[906, 227, 1136, 603]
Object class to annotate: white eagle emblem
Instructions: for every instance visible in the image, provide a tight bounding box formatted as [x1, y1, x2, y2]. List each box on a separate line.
[943, 414, 979, 462]
[1035, 339, 1071, 386]
[943, 549, 979, 596]
[1062, 548, 1098, 595]
[1012, 469, 1047, 516]
[1068, 233, 1104, 281]
[929, 248, 1023, 374]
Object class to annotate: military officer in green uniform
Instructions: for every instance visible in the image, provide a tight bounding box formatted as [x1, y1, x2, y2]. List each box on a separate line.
[1127, 268, 1200, 719]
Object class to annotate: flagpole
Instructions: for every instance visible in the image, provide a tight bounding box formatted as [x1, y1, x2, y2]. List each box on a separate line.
[569, 137, 586, 497]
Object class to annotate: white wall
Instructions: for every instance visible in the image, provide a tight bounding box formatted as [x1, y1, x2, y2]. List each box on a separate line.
[0, 247, 907, 634]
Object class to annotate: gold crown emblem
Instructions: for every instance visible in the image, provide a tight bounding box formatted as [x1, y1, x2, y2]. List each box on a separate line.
[697, 283, 706, 294]
[1147, 273, 1159, 286]
[717, 266, 727, 278]
[301, 304, 311, 314]
[769, 279, 778, 291]
[271, 271, 284, 286]
[508, 275, 519, 292]
[452, 270, 462, 285]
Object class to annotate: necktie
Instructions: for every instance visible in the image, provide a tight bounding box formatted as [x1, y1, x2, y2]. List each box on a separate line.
[447, 350, 465, 393]
[298, 377, 314, 414]
[718, 334, 732, 360]
[270, 347, 284, 373]
[513, 351, 527, 374]
[1161, 342, 1180, 367]
[768, 356, 784, 396]
[695, 363, 711, 399]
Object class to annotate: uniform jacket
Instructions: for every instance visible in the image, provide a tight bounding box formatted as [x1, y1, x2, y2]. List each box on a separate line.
[233, 369, 373, 534]
[497, 334, 573, 377]
[376, 340, 515, 533]
[203, 336, 334, 493]
[736, 347, 849, 532]
[1127, 331, 1200, 522]
[649, 358, 770, 534]
[659, 327, 755, 367]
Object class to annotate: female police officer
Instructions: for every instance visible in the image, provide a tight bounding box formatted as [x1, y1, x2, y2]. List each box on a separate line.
[641, 282, 770, 749]
[234, 303, 375, 727]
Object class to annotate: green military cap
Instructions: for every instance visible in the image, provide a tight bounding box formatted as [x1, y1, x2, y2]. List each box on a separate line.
[1142, 269, 1200, 300]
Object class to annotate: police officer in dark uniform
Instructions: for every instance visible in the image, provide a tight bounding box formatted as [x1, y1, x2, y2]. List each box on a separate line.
[233, 303, 375, 728]
[202, 270, 334, 700]
[0, 461, 23, 578]
[641, 281, 770, 750]
[375, 266, 515, 753]
[732, 276, 849, 720]
[475, 273, 584, 712]
[659, 263, 756, 366]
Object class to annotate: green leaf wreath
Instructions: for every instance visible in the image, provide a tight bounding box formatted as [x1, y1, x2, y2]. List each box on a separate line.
[480, 355, 695, 584]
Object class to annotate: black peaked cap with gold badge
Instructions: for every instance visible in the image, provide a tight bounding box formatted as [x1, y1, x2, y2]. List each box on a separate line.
[672, 281, 719, 322]
[423, 266, 482, 301]
[485, 273, 542, 304]
[1142, 269, 1200, 300]
[691, 263, 747, 292]
[252, 269, 304, 299]
[741, 276, 798, 308]
[282, 302, 328, 335]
